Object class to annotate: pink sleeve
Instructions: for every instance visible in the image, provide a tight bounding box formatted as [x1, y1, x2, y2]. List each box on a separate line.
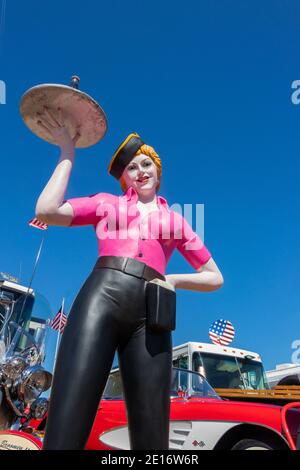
[65, 193, 106, 227]
[175, 214, 212, 269]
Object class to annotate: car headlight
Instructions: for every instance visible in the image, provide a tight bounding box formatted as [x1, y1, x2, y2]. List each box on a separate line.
[15, 366, 52, 404]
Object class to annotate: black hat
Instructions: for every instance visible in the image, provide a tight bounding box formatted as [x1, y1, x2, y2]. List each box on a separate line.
[108, 133, 144, 179]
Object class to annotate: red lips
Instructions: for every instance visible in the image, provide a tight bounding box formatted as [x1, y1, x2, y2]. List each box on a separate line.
[137, 176, 149, 182]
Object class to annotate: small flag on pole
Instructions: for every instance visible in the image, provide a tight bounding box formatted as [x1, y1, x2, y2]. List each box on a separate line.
[51, 306, 68, 334]
[28, 218, 48, 230]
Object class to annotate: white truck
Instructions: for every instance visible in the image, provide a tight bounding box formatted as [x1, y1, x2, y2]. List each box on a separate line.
[109, 340, 300, 403]
[171, 341, 270, 390]
[109, 341, 270, 391]
[171, 342, 300, 405]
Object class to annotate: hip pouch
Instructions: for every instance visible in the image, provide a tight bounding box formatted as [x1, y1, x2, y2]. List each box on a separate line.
[145, 278, 176, 333]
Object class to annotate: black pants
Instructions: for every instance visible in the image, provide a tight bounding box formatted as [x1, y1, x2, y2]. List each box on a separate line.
[42, 263, 172, 450]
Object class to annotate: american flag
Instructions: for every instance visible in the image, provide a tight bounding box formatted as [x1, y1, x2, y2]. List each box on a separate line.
[50, 307, 68, 334]
[28, 218, 48, 230]
[209, 319, 235, 346]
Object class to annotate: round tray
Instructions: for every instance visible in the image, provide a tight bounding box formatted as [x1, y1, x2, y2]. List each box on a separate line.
[20, 84, 108, 148]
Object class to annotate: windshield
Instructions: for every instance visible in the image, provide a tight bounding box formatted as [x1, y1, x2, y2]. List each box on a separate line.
[0, 287, 34, 346]
[193, 352, 270, 390]
[103, 367, 221, 400]
[3, 323, 41, 365]
[171, 368, 220, 399]
[0, 288, 51, 365]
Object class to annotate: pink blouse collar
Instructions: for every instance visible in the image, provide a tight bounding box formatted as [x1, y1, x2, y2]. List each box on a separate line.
[123, 186, 169, 210]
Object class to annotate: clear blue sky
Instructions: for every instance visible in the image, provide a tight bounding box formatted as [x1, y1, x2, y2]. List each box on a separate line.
[1, 0, 300, 374]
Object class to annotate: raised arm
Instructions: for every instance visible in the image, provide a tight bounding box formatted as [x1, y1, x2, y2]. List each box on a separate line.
[35, 107, 80, 226]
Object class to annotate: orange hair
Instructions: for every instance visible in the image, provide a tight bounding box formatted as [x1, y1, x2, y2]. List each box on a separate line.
[119, 144, 162, 193]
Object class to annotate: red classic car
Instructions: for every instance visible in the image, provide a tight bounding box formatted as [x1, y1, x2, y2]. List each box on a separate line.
[10, 367, 300, 450]
[83, 368, 300, 450]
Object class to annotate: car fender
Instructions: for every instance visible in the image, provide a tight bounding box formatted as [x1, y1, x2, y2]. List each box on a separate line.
[213, 421, 290, 450]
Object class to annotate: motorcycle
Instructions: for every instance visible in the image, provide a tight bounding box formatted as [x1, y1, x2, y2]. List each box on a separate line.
[0, 320, 52, 449]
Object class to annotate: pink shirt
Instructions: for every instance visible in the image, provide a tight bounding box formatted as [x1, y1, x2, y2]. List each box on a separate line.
[66, 187, 212, 276]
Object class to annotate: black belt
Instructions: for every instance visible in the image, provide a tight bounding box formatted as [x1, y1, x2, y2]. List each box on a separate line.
[94, 256, 165, 282]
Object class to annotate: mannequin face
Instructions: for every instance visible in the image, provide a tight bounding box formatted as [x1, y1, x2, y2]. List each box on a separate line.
[122, 154, 158, 196]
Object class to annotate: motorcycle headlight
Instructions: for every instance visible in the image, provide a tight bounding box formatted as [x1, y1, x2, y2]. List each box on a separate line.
[1, 356, 28, 380]
[20, 346, 40, 367]
[16, 366, 52, 404]
[30, 397, 49, 420]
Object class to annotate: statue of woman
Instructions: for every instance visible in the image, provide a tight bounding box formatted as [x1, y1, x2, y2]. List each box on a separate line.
[36, 107, 224, 450]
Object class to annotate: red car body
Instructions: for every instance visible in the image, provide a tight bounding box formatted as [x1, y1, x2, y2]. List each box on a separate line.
[85, 368, 300, 450]
[85, 395, 300, 450]
[28, 368, 300, 450]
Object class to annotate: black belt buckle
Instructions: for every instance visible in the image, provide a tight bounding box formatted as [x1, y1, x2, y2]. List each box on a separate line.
[122, 257, 146, 279]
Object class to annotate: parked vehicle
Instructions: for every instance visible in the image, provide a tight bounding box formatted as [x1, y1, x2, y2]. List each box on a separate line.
[172, 342, 269, 390]
[29, 367, 300, 450]
[0, 321, 52, 450]
[87, 368, 300, 450]
[267, 363, 300, 388]
[172, 342, 300, 405]
[0, 274, 53, 449]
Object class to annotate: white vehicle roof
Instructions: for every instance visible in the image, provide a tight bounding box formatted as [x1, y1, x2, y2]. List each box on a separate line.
[266, 363, 300, 378]
[173, 342, 262, 362]
[0, 280, 34, 296]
